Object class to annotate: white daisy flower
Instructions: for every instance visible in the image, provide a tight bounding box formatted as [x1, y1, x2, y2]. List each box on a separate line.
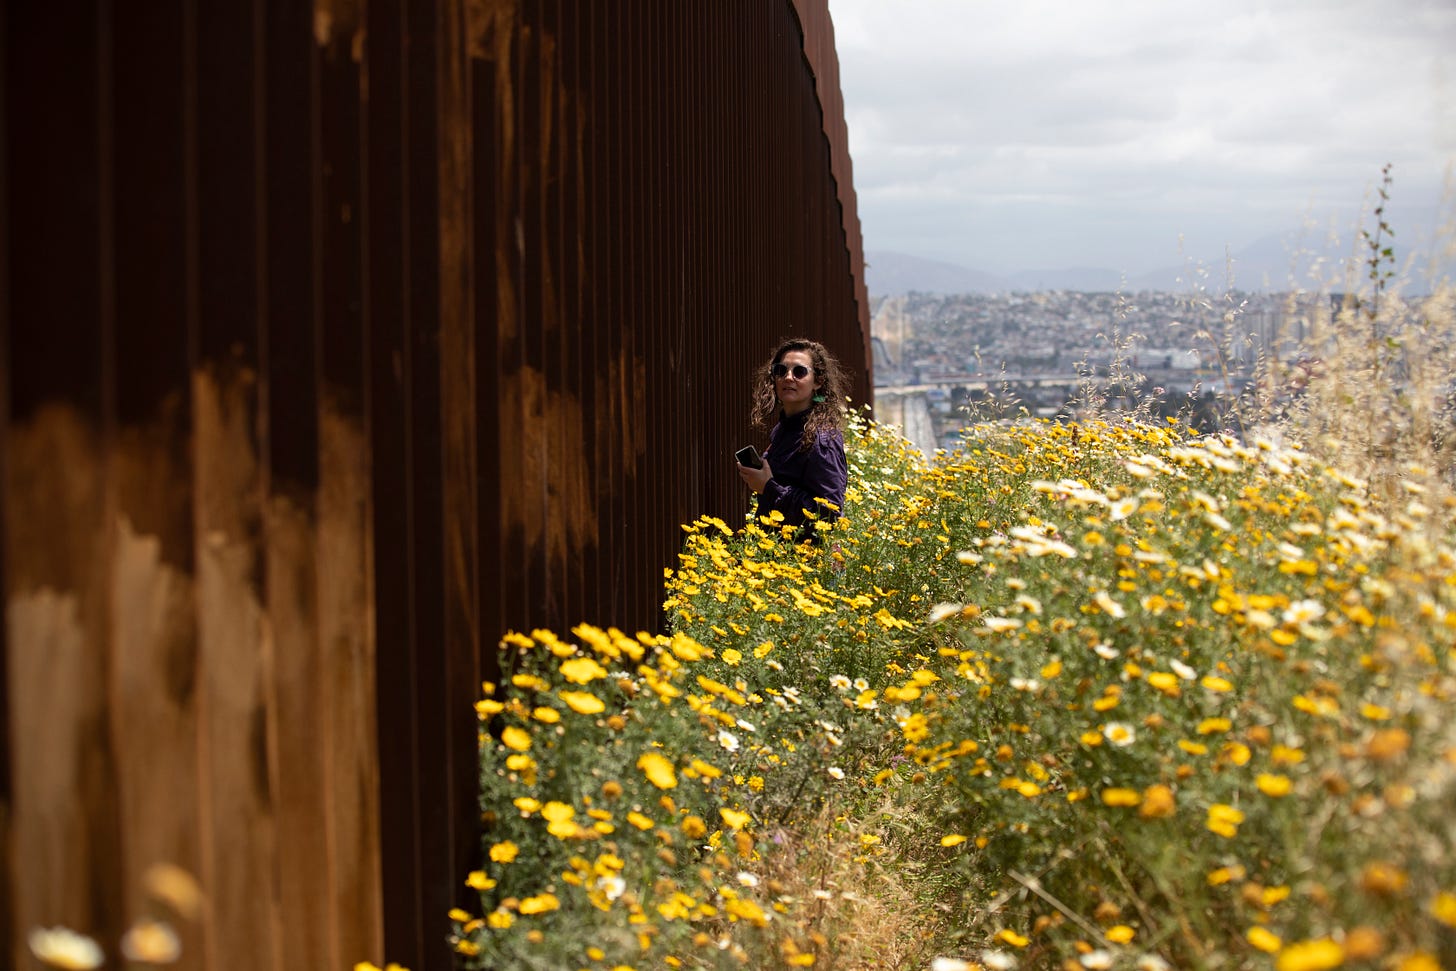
[927, 602, 963, 624]
[1283, 599, 1325, 625]
[28, 928, 103, 971]
[1093, 591, 1125, 619]
[981, 949, 1019, 970]
[595, 875, 626, 901]
[931, 959, 975, 971]
[1103, 722, 1136, 746]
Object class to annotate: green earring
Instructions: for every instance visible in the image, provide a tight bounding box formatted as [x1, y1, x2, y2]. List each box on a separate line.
[812, 393, 826, 403]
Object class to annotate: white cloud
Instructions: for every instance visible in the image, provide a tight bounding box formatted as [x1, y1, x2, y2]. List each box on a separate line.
[829, 0, 1456, 274]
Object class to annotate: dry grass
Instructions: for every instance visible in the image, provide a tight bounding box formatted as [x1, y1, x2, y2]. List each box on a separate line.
[750, 798, 953, 971]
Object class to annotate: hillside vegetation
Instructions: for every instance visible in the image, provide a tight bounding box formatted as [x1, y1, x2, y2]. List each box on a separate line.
[452, 404, 1456, 970]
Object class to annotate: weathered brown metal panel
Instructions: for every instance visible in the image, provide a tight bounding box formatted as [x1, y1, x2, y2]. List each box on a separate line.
[314, 6, 385, 965]
[109, 2, 205, 967]
[792, 0, 872, 377]
[5, 5, 127, 968]
[3, 1, 868, 968]
[0, 0, 11, 956]
[362, 0, 427, 962]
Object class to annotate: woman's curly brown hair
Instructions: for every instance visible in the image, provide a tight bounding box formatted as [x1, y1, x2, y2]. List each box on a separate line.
[750, 338, 850, 450]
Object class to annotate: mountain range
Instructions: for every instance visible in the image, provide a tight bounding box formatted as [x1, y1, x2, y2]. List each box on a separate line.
[866, 219, 1454, 296]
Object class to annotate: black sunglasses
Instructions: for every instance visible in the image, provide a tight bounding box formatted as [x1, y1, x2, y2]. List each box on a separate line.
[772, 363, 814, 380]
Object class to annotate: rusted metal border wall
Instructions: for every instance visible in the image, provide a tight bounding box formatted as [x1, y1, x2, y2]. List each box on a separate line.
[792, 0, 872, 373]
[1, 2, 868, 969]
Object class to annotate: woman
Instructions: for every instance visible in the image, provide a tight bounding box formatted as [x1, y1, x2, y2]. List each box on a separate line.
[736, 338, 849, 536]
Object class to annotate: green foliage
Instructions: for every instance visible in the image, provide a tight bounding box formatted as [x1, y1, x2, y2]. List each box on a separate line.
[455, 409, 1456, 971]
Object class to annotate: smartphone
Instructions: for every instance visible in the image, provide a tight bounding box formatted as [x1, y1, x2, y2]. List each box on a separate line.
[735, 445, 762, 469]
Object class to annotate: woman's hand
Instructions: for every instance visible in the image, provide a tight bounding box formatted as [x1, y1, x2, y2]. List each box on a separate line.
[737, 457, 774, 495]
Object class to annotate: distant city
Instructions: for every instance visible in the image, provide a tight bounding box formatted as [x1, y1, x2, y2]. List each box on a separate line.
[869, 288, 1326, 457]
[862, 216, 1456, 458]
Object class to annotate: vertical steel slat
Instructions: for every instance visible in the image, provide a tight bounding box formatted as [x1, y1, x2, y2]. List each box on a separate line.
[314, 5, 384, 961]
[192, 0, 287, 964]
[401, 0, 455, 964]
[471, 0, 505, 687]
[435, 0, 482, 940]
[0, 0, 11, 947]
[600, 0, 628, 624]
[5, 2, 126, 962]
[108, 4, 205, 963]
[364, 0, 424, 958]
[260, 3, 334, 969]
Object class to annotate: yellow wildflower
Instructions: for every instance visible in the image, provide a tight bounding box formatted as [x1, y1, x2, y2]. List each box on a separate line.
[1275, 938, 1344, 971]
[1100, 788, 1141, 807]
[724, 896, 767, 926]
[1221, 742, 1251, 766]
[997, 929, 1030, 948]
[541, 802, 574, 823]
[560, 657, 609, 684]
[1367, 728, 1410, 761]
[1207, 865, 1245, 885]
[720, 808, 752, 830]
[1139, 784, 1176, 819]
[1427, 890, 1456, 926]
[637, 751, 679, 789]
[1246, 926, 1281, 953]
[1271, 744, 1305, 766]
[1147, 671, 1181, 696]
[1256, 773, 1292, 797]
[518, 893, 561, 915]
[1206, 803, 1244, 838]
[559, 691, 606, 714]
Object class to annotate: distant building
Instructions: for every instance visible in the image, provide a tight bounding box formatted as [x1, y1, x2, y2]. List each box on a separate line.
[1139, 349, 1201, 370]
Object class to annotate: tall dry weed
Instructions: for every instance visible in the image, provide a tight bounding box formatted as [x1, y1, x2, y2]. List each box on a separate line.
[1260, 168, 1456, 521]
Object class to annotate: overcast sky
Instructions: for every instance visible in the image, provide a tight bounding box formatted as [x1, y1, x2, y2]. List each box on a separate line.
[827, 0, 1456, 276]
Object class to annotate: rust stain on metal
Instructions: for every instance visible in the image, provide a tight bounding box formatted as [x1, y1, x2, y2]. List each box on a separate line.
[499, 364, 598, 553]
[313, 0, 363, 49]
[4, 406, 103, 592]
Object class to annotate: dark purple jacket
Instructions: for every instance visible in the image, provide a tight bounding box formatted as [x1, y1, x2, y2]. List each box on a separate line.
[756, 408, 847, 528]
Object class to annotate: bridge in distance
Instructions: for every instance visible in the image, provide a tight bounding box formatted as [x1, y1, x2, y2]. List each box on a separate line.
[877, 372, 1110, 394]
